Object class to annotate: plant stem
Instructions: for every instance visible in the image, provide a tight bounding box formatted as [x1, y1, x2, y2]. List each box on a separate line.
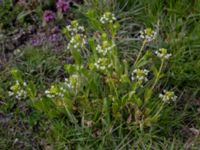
[155, 103, 164, 116]
[151, 59, 164, 90]
[134, 40, 146, 66]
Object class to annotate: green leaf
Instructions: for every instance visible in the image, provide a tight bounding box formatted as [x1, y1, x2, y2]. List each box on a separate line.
[136, 51, 152, 68]
[33, 98, 59, 118]
[27, 81, 37, 98]
[144, 115, 160, 127]
[133, 95, 143, 107]
[144, 88, 153, 103]
[103, 98, 110, 125]
[17, 10, 33, 23]
[88, 38, 97, 58]
[62, 27, 70, 39]
[151, 65, 159, 77]
[71, 49, 82, 65]
[86, 10, 103, 31]
[64, 64, 76, 74]
[11, 68, 22, 81]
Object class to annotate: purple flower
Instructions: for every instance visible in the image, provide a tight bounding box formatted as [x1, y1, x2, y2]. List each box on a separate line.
[56, 0, 70, 13]
[49, 34, 62, 42]
[43, 10, 55, 23]
[31, 38, 42, 46]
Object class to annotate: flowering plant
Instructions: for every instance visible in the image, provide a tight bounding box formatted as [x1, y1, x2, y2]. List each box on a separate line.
[42, 0, 71, 25]
[56, 0, 70, 13]
[9, 11, 177, 130]
[43, 10, 55, 23]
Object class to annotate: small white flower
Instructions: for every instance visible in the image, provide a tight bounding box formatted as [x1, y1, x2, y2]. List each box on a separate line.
[66, 25, 72, 31]
[94, 58, 112, 71]
[159, 90, 177, 103]
[23, 82, 27, 87]
[65, 21, 85, 35]
[78, 26, 85, 32]
[131, 68, 149, 84]
[8, 91, 14, 96]
[108, 63, 113, 68]
[67, 34, 87, 51]
[9, 80, 28, 100]
[100, 12, 116, 24]
[60, 87, 64, 91]
[139, 28, 157, 42]
[96, 43, 115, 56]
[16, 80, 20, 85]
[100, 66, 106, 70]
[47, 94, 54, 98]
[155, 48, 172, 60]
[74, 44, 77, 49]
[45, 90, 50, 94]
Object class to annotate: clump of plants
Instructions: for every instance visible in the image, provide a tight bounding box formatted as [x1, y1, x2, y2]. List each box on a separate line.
[8, 11, 178, 147]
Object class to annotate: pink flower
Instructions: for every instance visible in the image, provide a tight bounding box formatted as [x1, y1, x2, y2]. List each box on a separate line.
[56, 0, 70, 13]
[43, 10, 55, 23]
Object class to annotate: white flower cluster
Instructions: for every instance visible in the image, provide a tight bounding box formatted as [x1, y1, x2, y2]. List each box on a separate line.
[66, 20, 85, 36]
[8, 81, 27, 100]
[96, 43, 115, 56]
[94, 58, 113, 71]
[66, 25, 85, 35]
[67, 34, 87, 50]
[155, 48, 172, 60]
[159, 90, 177, 103]
[65, 20, 87, 51]
[77, 65, 84, 70]
[45, 85, 65, 98]
[45, 74, 81, 98]
[139, 28, 157, 42]
[100, 12, 116, 24]
[65, 74, 80, 90]
[131, 69, 149, 83]
[64, 78, 73, 89]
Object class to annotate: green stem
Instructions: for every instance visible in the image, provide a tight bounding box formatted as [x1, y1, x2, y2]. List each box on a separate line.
[108, 73, 119, 100]
[151, 59, 164, 90]
[155, 102, 164, 116]
[134, 40, 146, 66]
[148, 103, 165, 126]
[63, 102, 78, 124]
